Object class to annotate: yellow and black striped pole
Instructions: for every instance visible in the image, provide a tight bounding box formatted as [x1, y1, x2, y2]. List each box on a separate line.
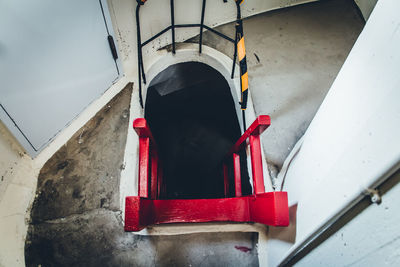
[235, 0, 248, 111]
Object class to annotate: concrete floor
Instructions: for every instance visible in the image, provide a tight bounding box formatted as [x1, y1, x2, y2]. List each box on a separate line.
[190, 0, 364, 174]
[25, 0, 365, 266]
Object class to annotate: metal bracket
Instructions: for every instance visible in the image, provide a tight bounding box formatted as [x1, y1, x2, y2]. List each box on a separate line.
[364, 188, 382, 204]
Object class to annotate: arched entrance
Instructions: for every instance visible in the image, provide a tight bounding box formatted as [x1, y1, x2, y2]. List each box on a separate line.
[145, 61, 251, 199]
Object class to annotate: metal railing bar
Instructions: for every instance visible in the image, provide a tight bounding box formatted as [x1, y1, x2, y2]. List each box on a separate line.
[170, 0, 176, 53]
[199, 0, 207, 53]
[203, 25, 235, 43]
[142, 26, 172, 47]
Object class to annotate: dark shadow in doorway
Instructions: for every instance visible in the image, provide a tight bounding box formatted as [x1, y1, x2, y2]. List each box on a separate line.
[145, 62, 251, 199]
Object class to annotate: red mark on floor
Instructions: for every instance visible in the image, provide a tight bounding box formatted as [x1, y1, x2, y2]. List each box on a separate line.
[235, 246, 252, 253]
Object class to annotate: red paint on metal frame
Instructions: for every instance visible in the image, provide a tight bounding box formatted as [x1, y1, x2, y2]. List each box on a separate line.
[224, 115, 270, 195]
[125, 192, 289, 231]
[138, 137, 149, 198]
[233, 153, 242, 197]
[126, 116, 289, 231]
[133, 118, 163, 199]
[223, 163, 229, 197]
[249, 134, 265, 194]
[226, 115, 270, 156]
[150, 152, 158, 199]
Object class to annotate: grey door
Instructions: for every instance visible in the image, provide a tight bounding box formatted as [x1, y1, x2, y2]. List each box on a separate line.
[0, 0, 120, 156]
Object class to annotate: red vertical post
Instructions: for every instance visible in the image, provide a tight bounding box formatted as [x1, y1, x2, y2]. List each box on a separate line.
[157, 162, 163, 199]
[138, 137, 150, 198]
[159, 161, 166, 198]
[150, 148, 158, 199]
[233, 153, 242, 197]
[249, 134, 265, 194]
[223, 163, 229, 197]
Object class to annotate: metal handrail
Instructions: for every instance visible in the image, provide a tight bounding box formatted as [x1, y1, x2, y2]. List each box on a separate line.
[135, 0, 244, 109]
[133, 118, 163, 199]
[126, 115, 289, 232]
[223, 115, 271, 197]
[133, 115, 270, 200]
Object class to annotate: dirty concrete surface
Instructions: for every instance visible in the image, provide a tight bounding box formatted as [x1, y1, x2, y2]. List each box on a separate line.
[27, 208, 258, 266]
[25, 84, 259, 266]
[189, 0, 365, 173]
[28, 85, 132, 223]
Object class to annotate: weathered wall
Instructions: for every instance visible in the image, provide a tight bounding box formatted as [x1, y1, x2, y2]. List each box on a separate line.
[0, 122, 36, 266]
[0, 122, 28, 202]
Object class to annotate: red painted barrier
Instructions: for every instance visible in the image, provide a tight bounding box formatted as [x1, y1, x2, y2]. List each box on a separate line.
[133, 118, 162, 199]
[125, 116, 289, 231]
[125, 192, 289, 231]
[224, 115, 270, 195]
[233, 153, 242, 197]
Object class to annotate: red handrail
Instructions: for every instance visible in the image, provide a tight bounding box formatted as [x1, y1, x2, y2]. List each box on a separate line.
[133, 118, 163, 199]
[223, 115, 271, 197]
[133, 115, 270, 199]
[126, 115, 289, 231]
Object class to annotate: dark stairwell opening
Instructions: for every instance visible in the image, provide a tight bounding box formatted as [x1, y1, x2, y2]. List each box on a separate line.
[145, 62, 251, 199]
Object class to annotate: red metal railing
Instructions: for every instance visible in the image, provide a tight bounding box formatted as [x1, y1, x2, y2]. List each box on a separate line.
[132, 118, 164, 199]
[125, 115, 289, 231]
[223, 115, 271, 197]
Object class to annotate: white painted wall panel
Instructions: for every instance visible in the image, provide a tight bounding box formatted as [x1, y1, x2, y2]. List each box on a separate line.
[297, 172, 400, 266]
[0, 0, 119, 155]
[277, 0, 400, 263]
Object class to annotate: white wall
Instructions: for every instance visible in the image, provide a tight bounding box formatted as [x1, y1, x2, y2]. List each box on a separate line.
[296, 170, 400, 266]
[0, 0, 121, 155]
[107, 0, 318, 80]
[107, 0, 377, 82]
[0, 121, 37, 266]
[274, 0, 400, 264]
[0, 122, 25, 200]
